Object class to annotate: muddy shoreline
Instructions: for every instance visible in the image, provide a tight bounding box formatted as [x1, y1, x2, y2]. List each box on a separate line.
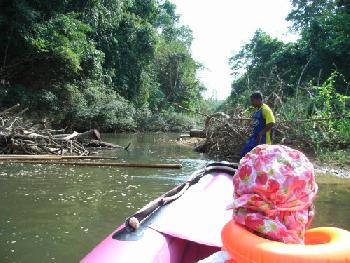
[314, 163, 350, 179]
[178, 137, 350, 179]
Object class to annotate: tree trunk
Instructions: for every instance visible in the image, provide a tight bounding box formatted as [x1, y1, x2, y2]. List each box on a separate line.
[190, 129, 206, 138]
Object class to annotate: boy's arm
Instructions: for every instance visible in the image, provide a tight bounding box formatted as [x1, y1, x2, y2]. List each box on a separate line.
[258, 123, 274, 143]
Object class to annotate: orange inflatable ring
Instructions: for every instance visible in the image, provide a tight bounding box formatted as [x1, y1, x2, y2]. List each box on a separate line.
[222, 220, 350, 263]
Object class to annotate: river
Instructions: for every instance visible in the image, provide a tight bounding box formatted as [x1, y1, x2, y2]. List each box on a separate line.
[0, 133, 349, 262]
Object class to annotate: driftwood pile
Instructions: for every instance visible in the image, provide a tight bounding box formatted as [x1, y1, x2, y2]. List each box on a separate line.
[192, 111, 349, 162]
[0, 104, 124, 155]
[193, 112, 251, 161]
[192, 112, 310, 161]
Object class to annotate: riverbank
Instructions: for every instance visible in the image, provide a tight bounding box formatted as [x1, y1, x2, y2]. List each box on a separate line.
[314, 163, 350, 179]
[176, 137, 205, 148]
[177, 136, 350, 179]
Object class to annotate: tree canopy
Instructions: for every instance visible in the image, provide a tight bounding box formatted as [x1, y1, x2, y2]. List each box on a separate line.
[229, 0, 350, 101]
[0, 0, 204, 131]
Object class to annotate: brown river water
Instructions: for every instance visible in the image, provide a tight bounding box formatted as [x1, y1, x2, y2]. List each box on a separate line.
[0, 133, 349, 263]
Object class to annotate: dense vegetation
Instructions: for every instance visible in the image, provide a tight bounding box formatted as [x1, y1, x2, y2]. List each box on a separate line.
[0, 0, 204, 131]
[1, 0, 349, 158]
[227, 0, 350, 155]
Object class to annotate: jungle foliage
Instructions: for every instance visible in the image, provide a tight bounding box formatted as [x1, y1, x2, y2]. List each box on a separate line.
[229, 0, 350, 97]
[0, 0, 204, 131]
[228, 0, 350, 152]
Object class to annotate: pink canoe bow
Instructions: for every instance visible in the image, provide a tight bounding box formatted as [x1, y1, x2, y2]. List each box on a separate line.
[81, 163, 236, 263]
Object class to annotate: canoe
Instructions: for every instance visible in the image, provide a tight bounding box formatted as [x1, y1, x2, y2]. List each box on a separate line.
[81, 162, 237, 263]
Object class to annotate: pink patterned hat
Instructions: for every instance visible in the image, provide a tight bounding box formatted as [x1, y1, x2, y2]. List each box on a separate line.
[232, 144, 318, 244]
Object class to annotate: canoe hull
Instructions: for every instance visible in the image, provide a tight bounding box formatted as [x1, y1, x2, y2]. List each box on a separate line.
[81, 165, 236, 263]
[82, 227, 220, 263]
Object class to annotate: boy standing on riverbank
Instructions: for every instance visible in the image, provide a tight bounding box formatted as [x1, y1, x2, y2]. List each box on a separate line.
[239, 91, 275, 158]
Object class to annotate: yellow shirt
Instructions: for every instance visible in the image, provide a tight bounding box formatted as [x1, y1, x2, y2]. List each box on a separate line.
[261, 104, 275, 144]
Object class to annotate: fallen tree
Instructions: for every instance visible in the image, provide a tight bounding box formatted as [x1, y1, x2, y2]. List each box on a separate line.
[0, 105, 125, 155]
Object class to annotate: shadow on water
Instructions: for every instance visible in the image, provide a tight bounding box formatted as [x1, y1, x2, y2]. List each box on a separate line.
[0, 133, 349, 262]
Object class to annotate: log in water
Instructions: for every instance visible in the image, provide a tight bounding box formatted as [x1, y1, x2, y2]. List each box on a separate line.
[2, 160, 182, 169]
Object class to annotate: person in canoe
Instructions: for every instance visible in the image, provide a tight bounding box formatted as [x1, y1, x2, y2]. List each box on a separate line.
[239, 91, 275, 159]
[199, 144, 318, 262]
[232, 144, 317, 244]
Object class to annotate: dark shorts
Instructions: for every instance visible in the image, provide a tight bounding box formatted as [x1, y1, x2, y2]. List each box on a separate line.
[239, 134, 267, 159]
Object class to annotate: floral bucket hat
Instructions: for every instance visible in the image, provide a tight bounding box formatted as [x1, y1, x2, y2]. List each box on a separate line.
[231, 144, 318, 244]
